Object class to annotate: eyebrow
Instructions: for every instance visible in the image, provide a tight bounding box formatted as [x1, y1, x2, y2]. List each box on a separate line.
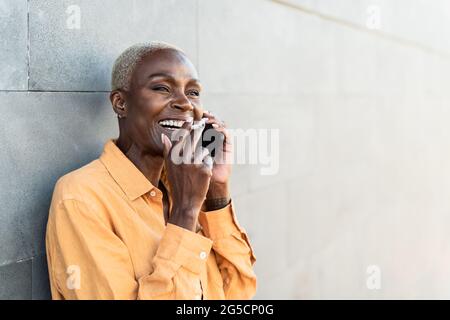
[148, 72, 201, 85]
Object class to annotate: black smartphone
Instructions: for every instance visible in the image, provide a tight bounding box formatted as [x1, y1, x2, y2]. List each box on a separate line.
[201, 123, 224, 158]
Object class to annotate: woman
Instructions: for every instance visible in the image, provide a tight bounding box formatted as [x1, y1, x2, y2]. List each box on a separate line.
[45, 41, 257, 300]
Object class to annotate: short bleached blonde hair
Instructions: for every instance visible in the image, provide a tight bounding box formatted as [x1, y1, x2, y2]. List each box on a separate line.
[111, 41, 185, 91]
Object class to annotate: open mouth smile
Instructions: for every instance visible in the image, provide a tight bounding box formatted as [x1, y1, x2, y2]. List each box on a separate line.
[158, 119, 188, 130]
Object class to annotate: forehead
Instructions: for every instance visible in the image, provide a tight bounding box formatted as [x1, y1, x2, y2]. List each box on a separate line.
[132, 49, 198, 82]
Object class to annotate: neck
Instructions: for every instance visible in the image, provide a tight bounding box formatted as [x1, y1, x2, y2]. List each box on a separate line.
[115, 135, 164, 188]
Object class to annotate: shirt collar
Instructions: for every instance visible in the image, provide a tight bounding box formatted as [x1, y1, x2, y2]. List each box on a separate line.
[99, 139, 155, 201]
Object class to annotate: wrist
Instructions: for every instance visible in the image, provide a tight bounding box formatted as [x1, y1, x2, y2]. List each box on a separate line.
[203, 197, 231, 211]
[168, 207, 198, 232]
[204, 182, 231, 211]
[206, 181, 230, 200]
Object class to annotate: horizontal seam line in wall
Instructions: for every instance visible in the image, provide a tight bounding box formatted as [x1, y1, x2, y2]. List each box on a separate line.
[0, 90, 110, 93]
[0, 256, 35, 268]
[270, 0, 450, 60]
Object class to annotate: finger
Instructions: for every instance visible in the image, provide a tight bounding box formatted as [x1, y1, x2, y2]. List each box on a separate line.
[203, 110, 213, 116]
[172, 120, 193, 145]
[206, 120, 226, 129]
[171, 120, 193, 159]
[202, 110, 214, 118]
[161, 133, 173, 159]
[194, 147, 209, 165]
[207, 126, 232, 165]
[203, 154, 214, 171]
[203, 112, 226, 127]
[202, 111, 218, 122]
[210, 125, 229, 147]
[185, 119, 206, 163]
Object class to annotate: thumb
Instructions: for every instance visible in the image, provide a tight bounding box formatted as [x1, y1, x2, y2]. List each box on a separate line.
[161, 133, 172, 158]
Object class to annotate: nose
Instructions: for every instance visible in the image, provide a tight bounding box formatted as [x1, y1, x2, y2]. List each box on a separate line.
[170, 93, 194, 113]
[170, 92, 203, 120]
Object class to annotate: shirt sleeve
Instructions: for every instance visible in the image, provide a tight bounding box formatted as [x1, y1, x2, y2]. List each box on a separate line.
[198, 201, 257, 299]
[46, 198, 212, 300]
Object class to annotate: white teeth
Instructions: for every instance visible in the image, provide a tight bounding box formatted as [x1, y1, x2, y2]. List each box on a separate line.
[159, 119, 185, 128]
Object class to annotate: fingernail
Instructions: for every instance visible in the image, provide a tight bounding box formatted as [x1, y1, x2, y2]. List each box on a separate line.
[212, 123, 219, 129]
[192, 118, 207, 130]
[161, 133, 165, 143]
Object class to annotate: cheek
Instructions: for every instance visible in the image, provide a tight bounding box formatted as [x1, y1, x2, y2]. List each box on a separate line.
[132, 95, 165, 125]
[134, 117, 160, 149]
[192, 100, 203, 113]
[133, 87, 165, 109]
[128, 106, 157, 139]
[140, 94, 167, 117]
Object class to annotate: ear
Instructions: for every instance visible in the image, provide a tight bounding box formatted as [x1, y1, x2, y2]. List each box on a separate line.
[110, 90, 127, 119]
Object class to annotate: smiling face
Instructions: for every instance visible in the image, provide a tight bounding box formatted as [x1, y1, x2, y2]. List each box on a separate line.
[111, 48, 203, 156]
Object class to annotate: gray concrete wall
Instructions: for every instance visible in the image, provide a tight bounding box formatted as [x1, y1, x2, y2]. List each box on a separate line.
[2, 0, 450, 299]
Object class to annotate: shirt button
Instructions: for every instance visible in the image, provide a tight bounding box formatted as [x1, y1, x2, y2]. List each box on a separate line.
[199, 251, 207, 260]
[149, 190, 156, 197]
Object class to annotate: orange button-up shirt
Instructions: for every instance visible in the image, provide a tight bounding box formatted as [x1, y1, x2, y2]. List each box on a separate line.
[45, 139, 257, 300]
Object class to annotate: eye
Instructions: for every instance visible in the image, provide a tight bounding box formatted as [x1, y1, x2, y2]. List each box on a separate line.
[187, 90, 200, 97]
[152, 85, 170, 93]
